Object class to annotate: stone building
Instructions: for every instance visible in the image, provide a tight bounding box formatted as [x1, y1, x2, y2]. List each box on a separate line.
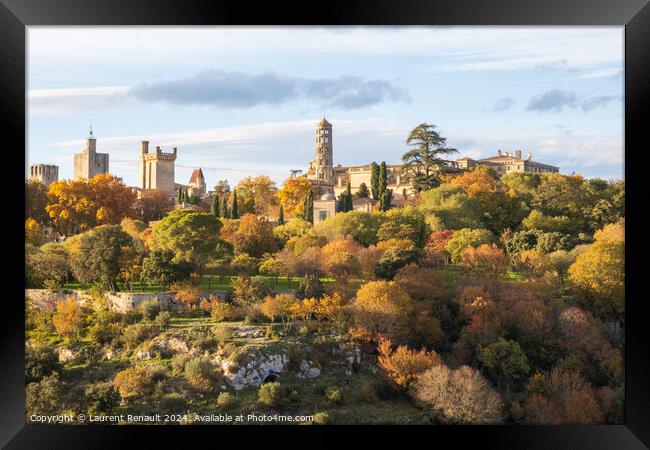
[456, 149, 559, 175]
[73, 127, 109, 180]
[186, 168, 207, 198]
[29, 164, 59, 188]
[305, 118, 415, 202]
[140, 140, 177, 195]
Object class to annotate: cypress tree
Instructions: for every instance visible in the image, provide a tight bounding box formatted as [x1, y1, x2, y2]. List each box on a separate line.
[303, 190, 313, 224]
[345, 182, 353, 211]
[370, 161, 380, 199]
[177, 187, 183, 204]
[380, 189, 393, 212]
[231, 189, 239, 219]
[211, 195, 220, 217]
[378, 161, 387, 198]
[278, 204, 285, 225]
[358, 182, 369, 198]
[221, 197, 229, 219]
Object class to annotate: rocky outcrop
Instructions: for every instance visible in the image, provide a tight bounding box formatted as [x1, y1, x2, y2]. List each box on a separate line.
[213, 345, 289, 390]
[297, 359, 321, 379]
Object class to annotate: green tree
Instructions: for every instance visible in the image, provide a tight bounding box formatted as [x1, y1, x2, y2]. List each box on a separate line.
[418, 185, 484, 230]
[478, 338, 530, 390]
[380, 189, 393, 212]
[303, 190, 314, 224]
[444, 228, 495, 264]
[148, 210, 224, 275]
[402, 123, 458, 192]
[221, 196, 230, 219]
[177, 187, 183, 204]
[71, 225, 132, 291]
[230, 189, 239, 219]
[357, 182, 370, 198]
[211, 195, 220, 218]
[141, 250, 191, 288]
[378, 161, 388, 197]
[277, 204, 285, 225]
[370, 161, 380, 199]
[345, 182, 353, 211]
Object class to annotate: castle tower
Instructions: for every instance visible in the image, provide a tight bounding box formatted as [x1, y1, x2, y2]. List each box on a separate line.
[29, 164, 59, 188]
[140, 140, 177, 195]
[187, 168, 206, 198]
[73, 125, 109, 180]
[313, 118, 333, 183]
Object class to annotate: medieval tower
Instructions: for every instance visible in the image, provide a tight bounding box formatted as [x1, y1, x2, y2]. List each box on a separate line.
[306, 118, 335, 197]
[73, 126, 109, 180]
[140, 140, 177, 195]
[29, 164, 59, 188]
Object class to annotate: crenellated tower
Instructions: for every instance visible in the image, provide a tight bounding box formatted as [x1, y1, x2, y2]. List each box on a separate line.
[140, 140, 177, 194]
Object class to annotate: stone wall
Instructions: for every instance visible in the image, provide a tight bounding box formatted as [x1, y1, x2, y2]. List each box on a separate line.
[25, 289, 176, 313]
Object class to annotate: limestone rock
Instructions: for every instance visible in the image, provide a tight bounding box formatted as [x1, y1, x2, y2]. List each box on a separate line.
[297, 359, 321, 379]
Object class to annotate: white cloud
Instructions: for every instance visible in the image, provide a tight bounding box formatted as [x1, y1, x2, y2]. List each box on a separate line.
[28, 86, 131, 115]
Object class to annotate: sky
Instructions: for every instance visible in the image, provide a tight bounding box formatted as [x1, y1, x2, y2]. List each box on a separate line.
[27, 26, 624, 188]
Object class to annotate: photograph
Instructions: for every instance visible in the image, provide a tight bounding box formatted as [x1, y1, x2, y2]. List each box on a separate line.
[23, 26, 626, 427]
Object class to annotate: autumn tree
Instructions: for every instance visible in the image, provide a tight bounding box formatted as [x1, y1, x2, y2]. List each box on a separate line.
[235, 175, 278, 217]
[377, 336, 441, 388]
[313, 210, 380, 247]
[461, 243, 510, 278]
[233, 213, 278, 257]
[402, 123, 458, 192]
[137, 189, 174, 222]
[278, 176, 312, 218]
[411, 365, 503, 424]
[273, 218, 312, 247]
[52, 298, 85, 341]
[260, 294, 296, 328]
[568, 221, 624, 318]
[25, 218, 45, 246]
[25, 180, 50, 225]
[377, 206, 429, 248]
[46, 174, 137, 234]
[353, 280, 415, 343]
[444, 228, 495, 264]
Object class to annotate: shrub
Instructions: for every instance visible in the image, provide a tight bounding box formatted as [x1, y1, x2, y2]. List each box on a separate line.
[411, 365, 503, 424]
[25, 344, 62, 383]
[325, 386, 343, 404]
[26, 375, 66, 417]
[159, 393, 188, 415]
[313, 411, 329, 424]
[353, 281, 414, 344]
[122, 323, 159, 348]
[113, 366, 157, 400]
[154, 311, 171, 329]
[377, 336, 442, 388]
[140, 298, 161, 320]
[296, 274, 325, 299]
[212, 326, 232, 345]
[184, 357, 219, 392]
[231, 275, 269, 306]
[84, 382, 119, 416]
[171, 353, 192, 375]
[217, 392, 233, 408]
[258, 382, 282, 406]
[210, 298, 240, 322]
[122, 309, 143, 325]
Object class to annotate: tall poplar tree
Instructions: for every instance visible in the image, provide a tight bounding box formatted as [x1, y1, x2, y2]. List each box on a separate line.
[221, 197, 229, 219]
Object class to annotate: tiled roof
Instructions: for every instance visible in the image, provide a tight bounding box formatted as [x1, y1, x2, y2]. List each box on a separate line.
[188, 168, 204, 184]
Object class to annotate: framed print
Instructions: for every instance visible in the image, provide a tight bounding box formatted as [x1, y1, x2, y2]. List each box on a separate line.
[2, 0, 649, 447]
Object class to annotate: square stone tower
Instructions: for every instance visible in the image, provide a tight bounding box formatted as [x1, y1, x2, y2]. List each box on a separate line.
[29, 164, 59, 188]
[73, 127, 109, 180]
[140, 141, 177, 195]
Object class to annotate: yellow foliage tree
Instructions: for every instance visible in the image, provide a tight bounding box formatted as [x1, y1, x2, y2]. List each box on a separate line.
[377, 336, 442, 387]
[278, 176, 312, 218]
[25, 218, 45, 246]
[52, 298, 84, 341]
[568, 221, 624, 317]
[353, 280, 414, 343]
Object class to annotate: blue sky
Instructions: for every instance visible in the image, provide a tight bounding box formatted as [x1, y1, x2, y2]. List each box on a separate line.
[27, 27, 624, 187]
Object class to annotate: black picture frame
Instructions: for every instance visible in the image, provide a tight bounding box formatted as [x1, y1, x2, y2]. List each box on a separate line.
[2, 0, 648, 447]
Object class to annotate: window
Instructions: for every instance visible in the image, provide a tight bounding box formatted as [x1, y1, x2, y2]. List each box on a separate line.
[319, 211, 328, 221]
